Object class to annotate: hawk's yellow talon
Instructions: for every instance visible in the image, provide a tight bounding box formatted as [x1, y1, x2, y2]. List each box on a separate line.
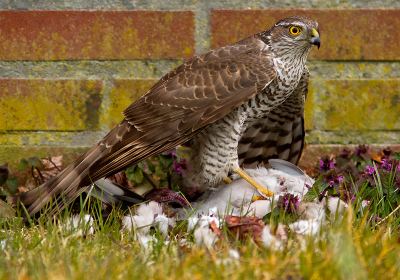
[223, 177, 232, 184]
[253, 196, 267, 201]
[234, 167, 274, 197]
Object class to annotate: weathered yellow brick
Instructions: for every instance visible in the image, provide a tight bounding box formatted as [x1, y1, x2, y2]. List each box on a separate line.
[0, 79, 103, 131]
[105, 79, 158, 129]
[306, 79, 400, 131]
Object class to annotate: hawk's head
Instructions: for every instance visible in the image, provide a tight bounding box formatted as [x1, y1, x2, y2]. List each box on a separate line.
[268, 16, 320, 57]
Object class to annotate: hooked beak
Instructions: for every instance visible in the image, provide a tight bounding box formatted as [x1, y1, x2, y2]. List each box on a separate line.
[310, 28, 321, 49]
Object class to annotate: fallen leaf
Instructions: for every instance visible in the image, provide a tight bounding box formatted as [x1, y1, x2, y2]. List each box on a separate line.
[210, 220, 222, 236]
[16, 186, 29, 194]
[27, 156, 41, 168]
[225, 215, 265, 242]
[34, 155, 63, 182]
[108, 170, 135, 191]
[370, 152, 381, 163]
[0, 199, 15, 218]
[24, 178, 37, 191]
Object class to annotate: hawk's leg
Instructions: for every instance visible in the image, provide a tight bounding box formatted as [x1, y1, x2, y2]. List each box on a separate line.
[188, 109, 274, 197]
[234, 167, 274, 197]
[223, 173, 273, 198]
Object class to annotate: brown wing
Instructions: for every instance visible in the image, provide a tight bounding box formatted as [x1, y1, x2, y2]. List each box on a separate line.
[238, 66, 309, 167]
[89, 36, 277, 179]
[11, 34, 277, 219]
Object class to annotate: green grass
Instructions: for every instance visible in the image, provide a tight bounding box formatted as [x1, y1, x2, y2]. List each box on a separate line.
[1, 149, 400, 279]
[1, 206, 400, 279]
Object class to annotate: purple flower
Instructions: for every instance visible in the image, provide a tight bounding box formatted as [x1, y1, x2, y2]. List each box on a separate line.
[324, 172, 344, 188]
[381, 159, 392, 171]
[355, 144, 370, 156]
[161, 147, 179, 156]
[173, 158, 188, 175]
[318, 156, 335, 173]
[365, 166, 375, 175]
[375, 216, 382, 222]
[173, 161, 181, 174]
[277, 193, 300, 214]
[335, 175, 344, 187]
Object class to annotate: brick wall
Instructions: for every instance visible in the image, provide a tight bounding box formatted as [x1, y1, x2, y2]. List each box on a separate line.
[1, 1, 400, 171]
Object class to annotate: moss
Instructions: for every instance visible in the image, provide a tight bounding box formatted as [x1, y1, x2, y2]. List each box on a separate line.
[104, 79, 158, 129]
[0, 79, 103, 131]
[306, 79, 400, 131]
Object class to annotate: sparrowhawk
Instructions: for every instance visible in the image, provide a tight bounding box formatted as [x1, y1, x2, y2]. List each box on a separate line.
[10, 16, 321, 221]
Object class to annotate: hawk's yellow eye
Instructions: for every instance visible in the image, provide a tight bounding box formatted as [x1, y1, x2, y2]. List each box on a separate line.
[289, 26, 302, 36]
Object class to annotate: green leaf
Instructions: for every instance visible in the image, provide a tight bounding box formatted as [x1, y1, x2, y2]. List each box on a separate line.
[125, 166, 135, 174]
[137, 161, 152, 174]
[125, 166, 136, 181]
[126, 167, 143, 183]
[27, 156, 41, 167]
[155, 165, 166, 177]
[159, 155, 174, 169]
[0, 189, 10, 197]
[137, 161, 146, 170]
[304, 185, 320, 202]
[135, 168, 144, 183]
[147, 160, 155, 173]
[393, 152, 400, 160]
[304, 176, 331, 202]
[6, 177, 18, 194]
[358, 160, 372, 171]
[18, 158, 29, 171]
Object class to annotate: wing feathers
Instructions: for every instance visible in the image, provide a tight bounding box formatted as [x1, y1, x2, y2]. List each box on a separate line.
[11, 34, 277, 220]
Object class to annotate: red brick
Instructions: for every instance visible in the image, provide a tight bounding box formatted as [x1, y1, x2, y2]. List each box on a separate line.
[0, 11, 195, 60]
[211, 9, 400, 60]
[0, 79, 103, 130]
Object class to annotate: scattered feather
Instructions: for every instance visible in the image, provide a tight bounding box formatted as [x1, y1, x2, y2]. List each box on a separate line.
[289, 220, 320, 236]
[187, 214, 220, 232]
[326, 197, 348, 220]
[63, 214, 95, 236]
[194, 227, 218, 249]
[297, 202, 325, 222]
[261, 225, 283, 250]
[122, 201, 176, 236]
